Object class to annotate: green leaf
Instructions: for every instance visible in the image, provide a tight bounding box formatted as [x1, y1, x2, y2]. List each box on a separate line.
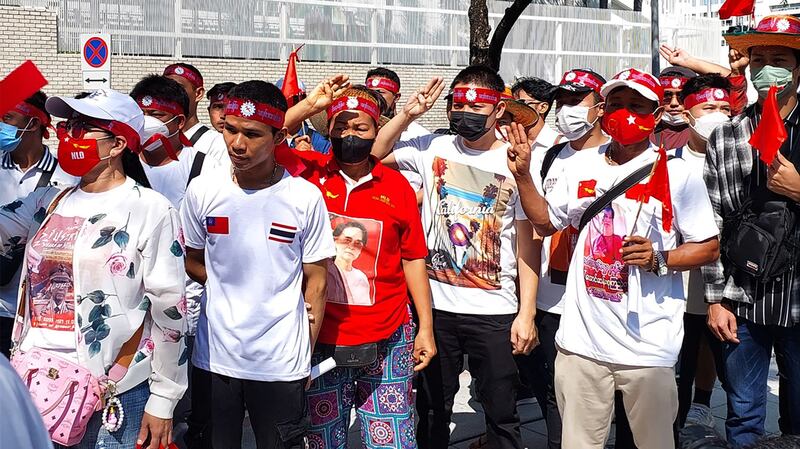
[88, 341, 101, 357]
[33, 207, 46, 223]
[134, 351, 146, 364]
[178, 346, 189, 366]
[76, 314, 83, 328]
[170, 240, 184, 257]
[85, 329, 97, 344]
[138, 296, 151, 311]
[163, 306, 182, 320]
[113, 230, 129, 249]
[101, 304, 112, 317]
[91, 318, 105, 331]
[99, 226, 116, 237]
[94, 323, 110, 341]
[88, 213, 106, 224]
[85, 290, 106, 304]
[88, 305, 103, 322]
[92, 234, 113, 249]
[126, 262, 135, 279]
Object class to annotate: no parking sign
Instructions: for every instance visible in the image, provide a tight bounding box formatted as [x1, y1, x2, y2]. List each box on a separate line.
[80, 33, 111, 90]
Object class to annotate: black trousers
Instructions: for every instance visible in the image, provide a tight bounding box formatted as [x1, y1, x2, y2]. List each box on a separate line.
[516, 310, 562, 449]
[0, 316, 13, 358]
[204, 368, 309, 449]
[677, 313, 720, 428]
[417, 310, 522, 449]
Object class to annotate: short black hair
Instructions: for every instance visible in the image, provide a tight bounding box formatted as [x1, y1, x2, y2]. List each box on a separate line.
[348, 85, 388, 119]
[130, 75, 190, 116]
[679, 73, 732, 103]
[227, 80, 288, 130]
[207, 82, 236, 102]
[23, 91, 50, 128]
[333, 221, 368, 246]
[366, 67, 401, 89]
[512, 77, 556, 118]
[450, 65, 505, 93]
[659, 66, 697, 80]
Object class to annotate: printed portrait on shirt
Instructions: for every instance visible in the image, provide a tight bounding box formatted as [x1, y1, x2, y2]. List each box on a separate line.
[27, 215, 84, 331]
[426, 157, 515, 290]
[326, 213, 382, 306]
[583, 204, 628, 302]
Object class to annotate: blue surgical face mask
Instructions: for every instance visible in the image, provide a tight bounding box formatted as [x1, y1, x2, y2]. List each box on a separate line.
[0, 122, 23, 153]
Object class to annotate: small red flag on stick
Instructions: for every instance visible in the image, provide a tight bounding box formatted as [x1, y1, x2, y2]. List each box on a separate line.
[0, 60, 47, 116]
[718, 0, 755, 19]
[644, 146, 674, 232]
[281, 44, 305, 105]
[749, 85, 788, 165]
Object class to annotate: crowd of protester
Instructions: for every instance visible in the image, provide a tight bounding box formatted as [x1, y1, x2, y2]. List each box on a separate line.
[1, 12, 800, 449]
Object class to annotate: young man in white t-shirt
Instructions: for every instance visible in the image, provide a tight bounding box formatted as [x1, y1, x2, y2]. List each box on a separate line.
[513, 68, 609, 449]
[373, 66, 539, 449]
[673, 73, 732, 429]
[180, 80, 335, 448]
[164, 63, 230, 168]
[508, 68, 720, 449]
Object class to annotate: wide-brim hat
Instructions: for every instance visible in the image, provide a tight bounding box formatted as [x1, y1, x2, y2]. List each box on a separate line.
[724, 15, 800, 54]
[501, 99, 540, 128]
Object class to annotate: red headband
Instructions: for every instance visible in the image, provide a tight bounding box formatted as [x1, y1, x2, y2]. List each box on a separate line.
[366, 77, 400, 94]
[660, 76, 689, 90]
[13, 101, 50, 138]
[136, 96, 184, 117]
[210, 92, 227, 104]
[683, 88, 731, 110]
[452, 87, 501, 105]
[224, 97, 285, 129]
[86, 118, 142, 153]
[164, 64, 203, 88]
[327, 96, 381, 124]
[560, 70, 604, 94]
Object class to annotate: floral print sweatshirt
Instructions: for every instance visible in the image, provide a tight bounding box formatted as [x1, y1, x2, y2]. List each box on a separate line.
[0, 178, 187, 419]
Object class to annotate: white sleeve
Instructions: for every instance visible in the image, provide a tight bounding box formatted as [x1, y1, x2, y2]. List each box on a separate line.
[393, 135, 431, 174]
[301, 189, 336, 264]
[546, 166, 570, 231]
[179, 185, 206, 250]
[672, 163, 720, 243]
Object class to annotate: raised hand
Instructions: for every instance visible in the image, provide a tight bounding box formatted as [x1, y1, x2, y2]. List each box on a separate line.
[505, 123, 532, 179]
[305, 74, 351, 113]
[728, 48, 750, 76]
[658, 44, 692, 67]
[401, 77, 445, 120]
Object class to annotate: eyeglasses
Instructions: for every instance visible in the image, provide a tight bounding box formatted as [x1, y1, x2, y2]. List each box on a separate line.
[55, 119, 114, 140]
[335, 236, 364, 249]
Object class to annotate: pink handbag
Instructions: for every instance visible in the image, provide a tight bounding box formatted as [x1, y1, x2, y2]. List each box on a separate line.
[11, 348, 103, 446]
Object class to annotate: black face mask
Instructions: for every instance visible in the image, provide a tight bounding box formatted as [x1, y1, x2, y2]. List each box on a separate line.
[331, 135, 375, 164]
[449, 110, 492, 141]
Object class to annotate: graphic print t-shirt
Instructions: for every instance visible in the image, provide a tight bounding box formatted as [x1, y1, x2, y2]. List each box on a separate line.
[394, 134, 522, 315]
[548, 143, 718, 366]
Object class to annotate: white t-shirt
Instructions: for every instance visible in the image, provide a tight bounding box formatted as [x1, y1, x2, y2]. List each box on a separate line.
[0, 150, 77, 319]
[393, 134, 523, 315]
[180, 168, 335, 381]
[531, 125, 561, 154]
[675, 145, 709, 316]
[549, 143, 718, 367]
[141, 145, 216, 209]
[185, 123, 230, 169]
[396, 121, 431, 191]
[20, 183, 135, 361]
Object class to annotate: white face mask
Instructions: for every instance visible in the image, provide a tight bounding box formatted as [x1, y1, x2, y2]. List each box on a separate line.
[688, 111, 729, 141]
[661, 112, 686, 127]
[142, 115, 179, 152]
[555, 103, 600, 141]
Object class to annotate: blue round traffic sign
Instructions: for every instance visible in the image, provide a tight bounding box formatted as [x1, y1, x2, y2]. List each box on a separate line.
[83, 37, 108, 68]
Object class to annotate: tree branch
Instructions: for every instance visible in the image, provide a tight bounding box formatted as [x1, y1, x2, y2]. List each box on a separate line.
[487, 0, 532, 71]
[469, 0, 491, 67]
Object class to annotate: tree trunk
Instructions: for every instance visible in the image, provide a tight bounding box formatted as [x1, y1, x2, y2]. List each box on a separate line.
[468, 0, 491, 67]
[487, 0, 532, 71]
[634, 0, 643, 11]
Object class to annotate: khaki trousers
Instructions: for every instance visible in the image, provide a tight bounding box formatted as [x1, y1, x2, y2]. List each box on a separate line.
[554, 348, 678, 449]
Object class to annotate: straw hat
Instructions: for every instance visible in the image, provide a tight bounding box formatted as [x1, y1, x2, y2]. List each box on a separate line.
[724, 15, 800, 55]
[310, 88, 390, 137]
[500, 88, 540, 128]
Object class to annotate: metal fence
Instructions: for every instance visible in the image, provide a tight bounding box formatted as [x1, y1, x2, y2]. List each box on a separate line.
[4, 0, 722, 81]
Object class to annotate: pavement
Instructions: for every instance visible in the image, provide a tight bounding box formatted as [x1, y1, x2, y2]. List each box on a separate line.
[229, 357, 781, 448]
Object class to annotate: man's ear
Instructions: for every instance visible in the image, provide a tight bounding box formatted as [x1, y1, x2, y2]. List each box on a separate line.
[273, 126, 288, 146]
[495, 102, 507, 119]
[195, 87, 206, 104]
[109, 136, 128, 158]
[653, 106, 665, 126]
[177, 114, 187, 131]
[681, 110, 694, 126]
[536, 102, 550, 117]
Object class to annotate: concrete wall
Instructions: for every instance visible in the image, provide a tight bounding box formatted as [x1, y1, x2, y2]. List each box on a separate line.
[0, 5, 459, 130]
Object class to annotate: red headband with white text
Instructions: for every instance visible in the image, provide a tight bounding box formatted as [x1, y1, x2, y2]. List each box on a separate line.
[13, 101, 50, 138]
[366, 77, 400, 94]
[225, 97, 286, 129]
[683, 88, 730, 110]
[136, 95, 184, 117]
[164, 64, 203, 88]
[452, 87, 502, 105]
[327, 95, 381, 123]
[660, 76, 690, 90]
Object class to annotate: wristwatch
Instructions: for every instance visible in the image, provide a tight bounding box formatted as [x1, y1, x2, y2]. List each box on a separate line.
[651, 250, 668, 277]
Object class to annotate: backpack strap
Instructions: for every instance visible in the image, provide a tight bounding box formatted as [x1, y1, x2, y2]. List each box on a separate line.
[577, 156, 676, 233]
[35, 165, 56, 189]
[189, 125, 210, 147]
[186, 152, 206, 188]
[540, 142, 569, 186]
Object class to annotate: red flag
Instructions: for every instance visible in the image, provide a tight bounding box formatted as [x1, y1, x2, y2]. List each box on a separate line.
[0, 60, 47, 116]
[749, 86, 787, 165]
[718, 0, 754, 19]
[644, 147, 673, 232]
[205, 216, 229, 235]
[281, 44, 305, 104]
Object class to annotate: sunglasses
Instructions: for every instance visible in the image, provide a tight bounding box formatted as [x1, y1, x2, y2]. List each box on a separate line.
[55, 119, 115, 140]
[335, 236, 365, 250]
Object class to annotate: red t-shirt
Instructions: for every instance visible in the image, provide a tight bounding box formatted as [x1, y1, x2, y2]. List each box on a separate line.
[289, 152, 428, 345]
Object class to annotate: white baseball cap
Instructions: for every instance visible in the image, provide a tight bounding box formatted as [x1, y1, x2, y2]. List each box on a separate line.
[600, 68, 664, 103]
[46, 89, 144, 150]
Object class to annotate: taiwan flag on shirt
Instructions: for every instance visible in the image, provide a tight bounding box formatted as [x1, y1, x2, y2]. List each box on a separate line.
[206, 216, 229, 234]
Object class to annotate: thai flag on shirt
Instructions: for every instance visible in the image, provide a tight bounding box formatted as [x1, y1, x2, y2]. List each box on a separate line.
[206, 216, 229, 234]
[269, 222, 297, 244]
